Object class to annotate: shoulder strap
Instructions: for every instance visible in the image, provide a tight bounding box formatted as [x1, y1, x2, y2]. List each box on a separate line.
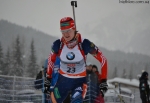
[58, 38, 64, 56]
[77, 34, 86, 61]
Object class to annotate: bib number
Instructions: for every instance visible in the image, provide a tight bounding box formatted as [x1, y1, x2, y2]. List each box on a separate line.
[67, 67, 76, 73]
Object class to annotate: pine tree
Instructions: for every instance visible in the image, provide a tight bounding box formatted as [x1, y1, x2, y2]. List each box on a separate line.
[3, 47, 11, 75]
[10, 35, 23, 76]
[129, 64, 133, 80]
[112, 67, 118, 78]
[122, 68, 127, 78]
[144, 63, 148, 72]
[21, 35, 27, 76]
[0, 42, 4, 74]
[143, 63, 150, 77]
[27, 39, 39, 77]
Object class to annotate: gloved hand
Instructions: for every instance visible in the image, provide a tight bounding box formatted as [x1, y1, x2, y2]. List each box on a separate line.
[99, 79, 108, 97]
[44, 78, 51, 94]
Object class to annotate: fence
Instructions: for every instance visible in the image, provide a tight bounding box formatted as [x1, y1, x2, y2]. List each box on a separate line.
[0, 74, 141, 103]
[0, 75, 42, 103]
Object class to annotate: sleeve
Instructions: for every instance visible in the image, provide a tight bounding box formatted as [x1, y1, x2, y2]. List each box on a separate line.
[54, 56, 60, 68]
[47, 39, 61, 78]
[82, 39, 108, 81]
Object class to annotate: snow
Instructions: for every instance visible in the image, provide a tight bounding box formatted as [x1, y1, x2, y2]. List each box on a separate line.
[16, 89, 35, 95]
[108, 77, 139, 88]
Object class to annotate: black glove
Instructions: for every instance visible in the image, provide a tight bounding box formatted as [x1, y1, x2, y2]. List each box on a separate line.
[99, 79, 108, 97]
[44, 78, 51, 94]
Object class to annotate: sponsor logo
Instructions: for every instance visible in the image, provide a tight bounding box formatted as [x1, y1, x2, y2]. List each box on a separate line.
[67, 63, 75, 67]
[66, 52, 75, 60]
[90, 42, 95, 47]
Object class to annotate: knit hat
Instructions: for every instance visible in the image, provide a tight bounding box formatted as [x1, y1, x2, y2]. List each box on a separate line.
[60, 17, 76, 31]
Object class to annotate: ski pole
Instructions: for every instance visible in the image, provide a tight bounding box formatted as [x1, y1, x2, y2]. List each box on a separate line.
[71, 1, 77, 31]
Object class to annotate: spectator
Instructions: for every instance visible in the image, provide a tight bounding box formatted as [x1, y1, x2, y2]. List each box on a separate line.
[139, 71, 150, 103]
[86, 62, 93, 74]
[92, 64, 100, 81]
[85, 63, 100, 103]
[92, 64, 105, 103]
[34, 70, 44, 89]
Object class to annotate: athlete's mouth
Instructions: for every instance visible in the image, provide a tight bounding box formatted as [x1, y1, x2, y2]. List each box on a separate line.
[65, 36, 70, 38]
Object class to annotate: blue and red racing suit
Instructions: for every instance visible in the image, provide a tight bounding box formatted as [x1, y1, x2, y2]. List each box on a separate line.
[47, 33, 107, 103]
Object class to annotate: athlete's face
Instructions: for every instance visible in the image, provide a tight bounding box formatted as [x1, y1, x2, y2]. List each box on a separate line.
[61, 29, 75, 42]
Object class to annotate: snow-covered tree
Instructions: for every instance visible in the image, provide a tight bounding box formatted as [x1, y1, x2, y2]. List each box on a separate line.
[0, 42, 4, 74]
[129, 64, 133, 80]
[10, 35, 23, 76]
[27, 39, 39, 77]
[112, 67, 118, 78]
[3, 47, 11, 75]
[122, 68, 127, 78]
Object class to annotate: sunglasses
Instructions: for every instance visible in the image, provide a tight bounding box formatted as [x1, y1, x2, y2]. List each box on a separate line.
[61, 28, 72, 33]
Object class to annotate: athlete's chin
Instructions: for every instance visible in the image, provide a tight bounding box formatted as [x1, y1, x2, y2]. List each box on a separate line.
[64, 38, 72, 42]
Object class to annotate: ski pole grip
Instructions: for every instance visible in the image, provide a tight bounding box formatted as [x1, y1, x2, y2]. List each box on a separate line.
[71, 1, 77, 7]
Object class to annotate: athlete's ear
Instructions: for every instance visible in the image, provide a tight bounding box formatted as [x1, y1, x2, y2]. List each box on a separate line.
[75, 30, 78, 34]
